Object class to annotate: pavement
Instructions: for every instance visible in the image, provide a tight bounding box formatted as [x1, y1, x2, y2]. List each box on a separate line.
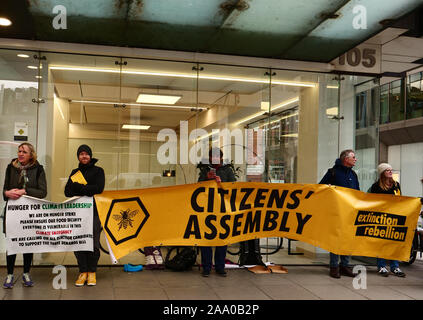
[1, 259, 423, 301]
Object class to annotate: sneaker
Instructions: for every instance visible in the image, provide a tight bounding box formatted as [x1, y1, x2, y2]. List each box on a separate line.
[87, 272, 96, 286]
[391, 268, 406, 277]
[216, 269, 227, 277]
[3, 274, 14, 289]
[378, 267, 389, 277]
[75, 272, 88, 286]
[22, 273, 34, 287]
[201, 270, 210, 277]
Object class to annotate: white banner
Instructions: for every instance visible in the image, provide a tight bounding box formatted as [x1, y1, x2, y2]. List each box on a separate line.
[5, 195, 94, 255]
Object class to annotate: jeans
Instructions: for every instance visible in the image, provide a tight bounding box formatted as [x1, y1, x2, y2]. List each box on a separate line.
[377, 258, 399, 271]
[200, 246, 227, 272]
[329, 253, 350, 267]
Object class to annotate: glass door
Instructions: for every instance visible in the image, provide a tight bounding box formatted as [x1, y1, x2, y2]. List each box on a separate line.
[0, 49, 41, 262]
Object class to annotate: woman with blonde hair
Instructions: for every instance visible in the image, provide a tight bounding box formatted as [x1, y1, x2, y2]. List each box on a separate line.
[369, 163, 405, 277]
[2, 142, 47, 288]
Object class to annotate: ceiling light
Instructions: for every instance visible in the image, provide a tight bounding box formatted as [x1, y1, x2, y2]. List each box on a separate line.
[326, 85, 339, 89]
[234, 97, 299, 126]
[35, 76, 42, 79]
[271, 97, 299, 111]
[234, 111, 266, 126]
[0, 18, 12, 27]
[257, 112, 299, 129]
[261, 101, 270, 111]
[136, 93, 182, 104]
[17, 54, 30, 58]
[27, 66, 38, 69]
[280, 133, 298, 138]
[49, 66, 317, 88]
[122, 124, 150, 130]
[70, 100, 205, 111]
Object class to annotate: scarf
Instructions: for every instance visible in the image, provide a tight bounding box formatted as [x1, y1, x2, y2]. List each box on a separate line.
[12, 159, 35, 189]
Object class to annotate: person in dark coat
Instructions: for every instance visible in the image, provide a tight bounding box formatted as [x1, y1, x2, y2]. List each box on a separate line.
[370, 163, 406, 277]
[319, 149, 359, 279]
[64, 144, 105, 286]
[2, 142, 47, 288]
[198, 148, 236, 277]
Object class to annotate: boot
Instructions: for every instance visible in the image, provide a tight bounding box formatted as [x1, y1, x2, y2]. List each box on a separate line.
[329, 266, 340, 278]
[340, 265, 356, 277]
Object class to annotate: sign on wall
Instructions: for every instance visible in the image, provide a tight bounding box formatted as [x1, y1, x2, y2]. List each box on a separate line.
[14, 122, 28, 141]
[331, 44, 381, 74]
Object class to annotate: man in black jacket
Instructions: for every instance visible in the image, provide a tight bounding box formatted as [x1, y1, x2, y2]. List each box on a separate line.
[65, 144, 105, 286]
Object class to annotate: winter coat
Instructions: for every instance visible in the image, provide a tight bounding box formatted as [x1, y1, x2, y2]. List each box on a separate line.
[2, 159, 47, 234]
[369, 181, 401, 196]
[64, 158, 105, 245]
[64, 158, 105, 198]
[198, 164, 236, 183]
[319, 158, 360, 191]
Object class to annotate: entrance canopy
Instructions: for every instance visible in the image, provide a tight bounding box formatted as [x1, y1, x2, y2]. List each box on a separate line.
[0, 0, 422, 63]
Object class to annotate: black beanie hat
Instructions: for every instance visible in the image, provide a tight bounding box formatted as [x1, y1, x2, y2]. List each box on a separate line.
[77, 144, 92, 158]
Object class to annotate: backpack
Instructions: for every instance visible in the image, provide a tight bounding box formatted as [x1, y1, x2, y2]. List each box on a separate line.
[164, 247, 197, 271]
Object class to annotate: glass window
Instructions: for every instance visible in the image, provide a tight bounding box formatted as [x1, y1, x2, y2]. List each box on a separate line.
[355, 92, 367, 129]
[1, 47, 376, 267]
[380, 87, 389, 124]
[407, 72, 423, 120]
[389, 79, 404, 122]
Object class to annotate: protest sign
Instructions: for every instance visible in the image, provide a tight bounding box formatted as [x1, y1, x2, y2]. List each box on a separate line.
[5, 195, 94, 255]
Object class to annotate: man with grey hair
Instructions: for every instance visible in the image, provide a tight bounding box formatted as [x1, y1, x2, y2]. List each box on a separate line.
[320, 149, 360, 278]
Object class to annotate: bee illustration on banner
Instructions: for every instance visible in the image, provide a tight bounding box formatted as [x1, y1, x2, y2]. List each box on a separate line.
[113, 209, 139, 231]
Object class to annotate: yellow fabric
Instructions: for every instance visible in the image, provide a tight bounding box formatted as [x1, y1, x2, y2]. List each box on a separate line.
[70, 170, 87, 185]
[94, 181, 421, 261]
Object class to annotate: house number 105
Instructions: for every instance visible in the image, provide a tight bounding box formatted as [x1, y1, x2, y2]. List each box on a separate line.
[338, 48, 376, 68]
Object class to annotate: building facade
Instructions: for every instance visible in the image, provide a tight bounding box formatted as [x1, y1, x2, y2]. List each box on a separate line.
[1, 1, 422, 267]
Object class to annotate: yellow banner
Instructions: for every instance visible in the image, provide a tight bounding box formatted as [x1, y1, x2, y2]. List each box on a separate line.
[94, 181, 421, 261]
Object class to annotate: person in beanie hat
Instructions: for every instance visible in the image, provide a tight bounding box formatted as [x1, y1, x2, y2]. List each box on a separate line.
[369, 162, 405, 277]
[65, 144, 105, 286]
[77, 144, 92, 158]
[377, 163, 392, 177]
